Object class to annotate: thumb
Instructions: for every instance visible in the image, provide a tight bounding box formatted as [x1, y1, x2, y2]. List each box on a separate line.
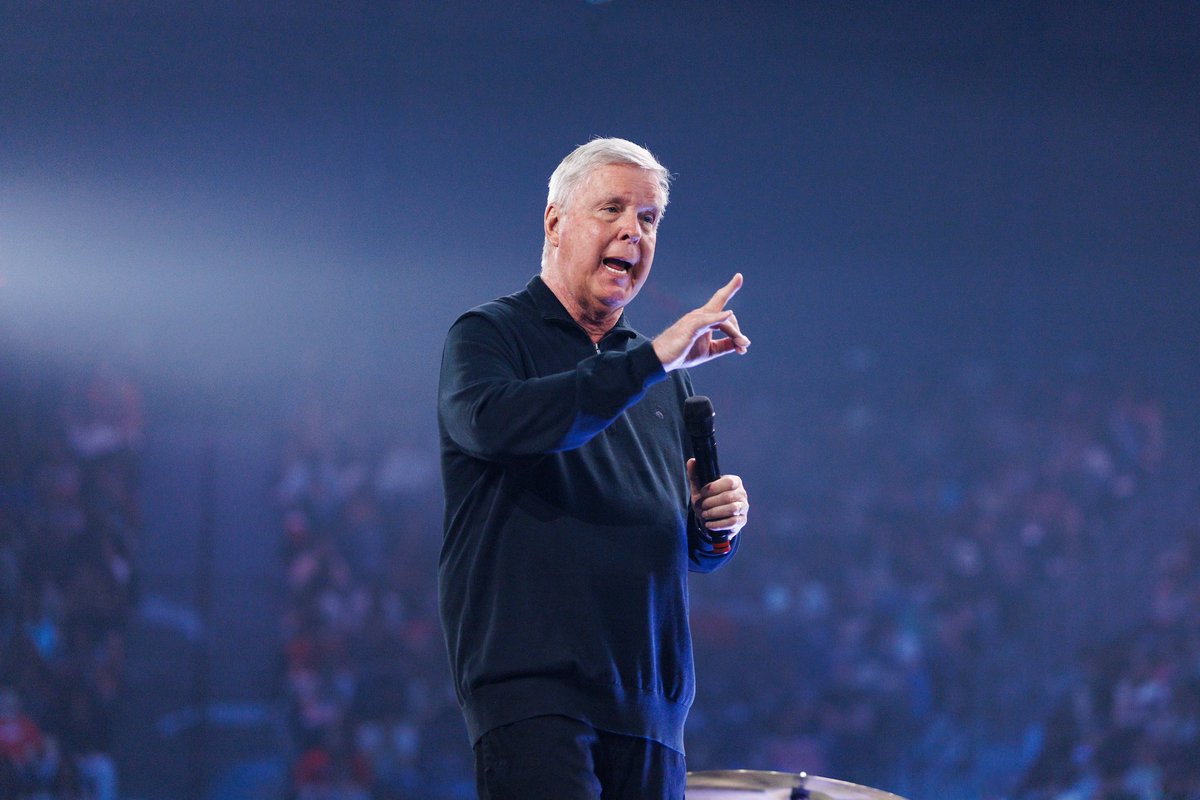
[686, 457, 701, 500]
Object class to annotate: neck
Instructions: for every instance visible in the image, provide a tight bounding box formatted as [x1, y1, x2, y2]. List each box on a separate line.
[540, 273, 620, 343]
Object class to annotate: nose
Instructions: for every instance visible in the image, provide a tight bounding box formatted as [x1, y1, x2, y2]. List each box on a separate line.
[618, 209, 641, 243]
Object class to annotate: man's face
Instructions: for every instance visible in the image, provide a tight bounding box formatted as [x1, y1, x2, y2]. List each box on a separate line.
[545, 163, 663, 319]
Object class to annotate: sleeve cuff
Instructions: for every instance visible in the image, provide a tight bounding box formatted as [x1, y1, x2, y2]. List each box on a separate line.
[629, 339, 668, 388]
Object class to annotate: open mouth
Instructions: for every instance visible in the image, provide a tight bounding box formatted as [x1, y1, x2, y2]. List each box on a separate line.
[603, 257, 633, 274]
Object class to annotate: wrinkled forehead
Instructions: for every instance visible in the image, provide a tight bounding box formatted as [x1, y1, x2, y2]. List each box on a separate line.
[572, 163, 666, 209]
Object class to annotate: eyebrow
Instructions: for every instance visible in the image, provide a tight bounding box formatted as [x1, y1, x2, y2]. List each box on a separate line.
[600, 195, 661, 212]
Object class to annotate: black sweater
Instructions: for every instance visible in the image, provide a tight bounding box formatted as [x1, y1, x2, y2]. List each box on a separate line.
[437, 276, 738, 754]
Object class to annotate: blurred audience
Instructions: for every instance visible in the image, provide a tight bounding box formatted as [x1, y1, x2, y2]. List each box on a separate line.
[3, 334, 1192, 800]
[273, 383, 467, 800]
[0, 358, 140, 800]
[687, 360, 1197, 800]
[268, 352, 1197, 799]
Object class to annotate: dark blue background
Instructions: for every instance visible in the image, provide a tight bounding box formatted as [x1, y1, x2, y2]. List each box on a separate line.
[4, 2, 1196, 399]
[2, 3, 1198, 797]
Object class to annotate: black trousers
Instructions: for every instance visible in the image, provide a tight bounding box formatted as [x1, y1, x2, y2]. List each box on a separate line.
[473, 715, 686, 800]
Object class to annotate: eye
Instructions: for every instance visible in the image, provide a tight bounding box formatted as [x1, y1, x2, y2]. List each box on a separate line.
[641, 212, 656, 224]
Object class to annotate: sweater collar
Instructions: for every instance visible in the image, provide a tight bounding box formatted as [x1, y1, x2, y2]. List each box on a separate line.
[526, 275, 636, 338]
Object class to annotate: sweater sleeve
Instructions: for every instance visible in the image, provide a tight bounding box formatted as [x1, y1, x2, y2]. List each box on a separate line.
[686, 501, 741, 572]
[439, 311, 668, 460]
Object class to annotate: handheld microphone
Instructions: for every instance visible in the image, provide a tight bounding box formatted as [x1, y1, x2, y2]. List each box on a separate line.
[683, 395, 731, 554]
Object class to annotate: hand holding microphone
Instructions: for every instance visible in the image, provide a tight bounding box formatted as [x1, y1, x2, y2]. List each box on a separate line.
[684, 395, 749, 554]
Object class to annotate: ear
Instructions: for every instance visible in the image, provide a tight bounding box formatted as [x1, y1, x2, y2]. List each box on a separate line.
[544, 204, 562, 248]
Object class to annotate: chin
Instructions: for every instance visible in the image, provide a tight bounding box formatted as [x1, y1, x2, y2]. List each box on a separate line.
[591, 282, 633, 307]
[602, 287, 636, 308]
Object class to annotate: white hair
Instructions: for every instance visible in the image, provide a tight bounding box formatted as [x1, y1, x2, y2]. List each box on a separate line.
[542, 138, 671, 268]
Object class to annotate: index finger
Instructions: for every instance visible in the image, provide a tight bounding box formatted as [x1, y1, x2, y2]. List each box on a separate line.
[702, 273, 744, 312]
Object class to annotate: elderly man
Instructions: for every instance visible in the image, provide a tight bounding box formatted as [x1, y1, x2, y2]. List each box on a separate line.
[438, 138, 751, 799]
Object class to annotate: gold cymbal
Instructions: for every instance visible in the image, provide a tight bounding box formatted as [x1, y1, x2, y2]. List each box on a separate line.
[687, 770, 909, 800]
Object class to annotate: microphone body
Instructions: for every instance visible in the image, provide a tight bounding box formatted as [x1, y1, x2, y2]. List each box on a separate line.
[683, 395, 731, 554]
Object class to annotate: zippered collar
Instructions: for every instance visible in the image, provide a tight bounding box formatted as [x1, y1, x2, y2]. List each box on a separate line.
[526, 275, 637, 344]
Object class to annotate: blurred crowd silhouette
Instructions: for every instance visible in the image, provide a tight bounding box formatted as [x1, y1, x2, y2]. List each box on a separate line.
[1, 356, 140, 800]
[268, 351, 1198, 800]
[2, 343, 1196, 800]
[272, 384, 462, 800]
[684, 358, 1198, 800]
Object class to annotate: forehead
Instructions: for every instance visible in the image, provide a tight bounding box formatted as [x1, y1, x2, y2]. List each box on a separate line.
[575, 163, 664, 208]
